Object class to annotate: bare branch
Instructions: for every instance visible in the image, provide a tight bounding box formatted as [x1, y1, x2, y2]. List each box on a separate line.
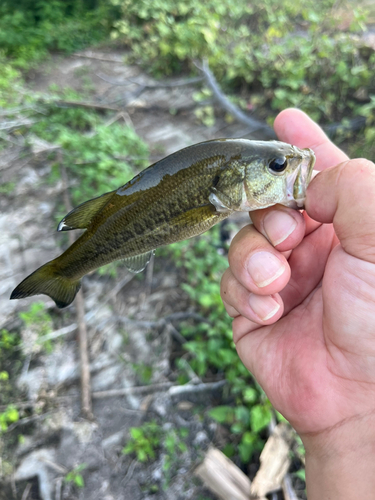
[55, 99, 119, 112]
[197, 60, 276, 138]
[60, 153, 93, 421]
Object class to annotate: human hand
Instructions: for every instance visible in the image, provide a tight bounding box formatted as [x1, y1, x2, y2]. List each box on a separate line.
[221, 109, 375, 496]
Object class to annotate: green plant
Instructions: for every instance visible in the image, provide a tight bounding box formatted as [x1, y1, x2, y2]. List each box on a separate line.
[0, 329, 19, 351]
[132, 363, 153, 384]
[123, 421, 162, 462]
[162, 427, 189, 487]
[159, 226, 277, 462]
[111, 0, 373, 134]
[30, 98, 149, 205]
[65, 463, 87, 489]
[19, 302, 53, 352]
[0, 0, 119, 69]
[0, 405, 19, 433]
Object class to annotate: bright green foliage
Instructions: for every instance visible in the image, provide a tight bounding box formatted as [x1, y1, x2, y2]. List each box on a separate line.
[111, 0, 372, 125]
[250, 402, 272, 433]
[0, 405, 19, 433]
[65, 463, 87, 489]
[122, 421, 189, 488]
[132, 363, 153, 384]
[162, 427, 189, 486]
[123, 421, 163, 462]
[19, 302, 52, 334]
[0, 54, 21, 106]
[19, 302, 53, 352]
[164, 226, 273, 462]
[30, 97, 149, 205]
[0, 329, 19, 351]
[0, 1, 119, 68]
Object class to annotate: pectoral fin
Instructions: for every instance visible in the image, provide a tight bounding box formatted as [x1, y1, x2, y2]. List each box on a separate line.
[167, 204, 231, 237]
[123, 251, 155, 273]
[58, 190, 115, 231]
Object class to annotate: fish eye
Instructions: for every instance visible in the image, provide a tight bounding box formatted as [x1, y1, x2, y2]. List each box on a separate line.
[268, 157, 287, 174]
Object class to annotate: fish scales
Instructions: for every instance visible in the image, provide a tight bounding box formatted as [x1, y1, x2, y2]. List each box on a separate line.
[10, 139, 315, 308]
[59, 154, 230, 279]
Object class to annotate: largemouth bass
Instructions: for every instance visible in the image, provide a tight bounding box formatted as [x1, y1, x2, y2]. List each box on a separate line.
[11, 139, 315, 308]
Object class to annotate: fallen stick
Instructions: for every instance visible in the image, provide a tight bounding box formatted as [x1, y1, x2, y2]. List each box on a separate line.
[55, 99, 119, 112]
[60, 154, 93, 420]
[1, 380, 226, 411]
[197, 60, 275, 139]
[195, 447, 253, 500]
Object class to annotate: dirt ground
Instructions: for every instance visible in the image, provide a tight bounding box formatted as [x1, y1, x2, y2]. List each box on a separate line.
[0, 48, 258, 500]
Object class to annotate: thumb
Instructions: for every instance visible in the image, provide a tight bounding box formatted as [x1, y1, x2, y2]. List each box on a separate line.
[305, 159, 375, 263]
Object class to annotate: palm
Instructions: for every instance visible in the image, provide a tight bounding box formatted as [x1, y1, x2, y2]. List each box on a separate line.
[227, 109, 375, 437]
[235, 218, 375, 435]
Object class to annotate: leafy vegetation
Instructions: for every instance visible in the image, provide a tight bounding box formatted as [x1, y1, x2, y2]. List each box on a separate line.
[64, 463, 87, 489]
[0, 0, 119, 68]
[162, 227, 275, 463]
[123, 421, 163, 462]
[2, 0, 375, 492]
[111, 0, 374, 144]
[123, 421, 189, 488]
[19, 302, 54, 353]
[0, 405, 19, 433]
[30, 97, 149, 205]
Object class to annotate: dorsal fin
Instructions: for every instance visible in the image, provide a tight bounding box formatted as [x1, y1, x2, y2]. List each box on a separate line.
[57, 191, 115, 231]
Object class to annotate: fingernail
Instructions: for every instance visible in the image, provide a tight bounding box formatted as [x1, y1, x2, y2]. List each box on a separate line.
[247, 251, 285, 288]
[249, 294, 280, 321]
[263, 211, 297, 246]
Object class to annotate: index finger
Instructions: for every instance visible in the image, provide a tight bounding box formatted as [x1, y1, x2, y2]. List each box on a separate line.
[274, 108, 349, 170]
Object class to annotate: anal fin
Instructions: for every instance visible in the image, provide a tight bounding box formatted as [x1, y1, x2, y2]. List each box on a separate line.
[58, 190, 115, 231]
[123, 250, 155, 273]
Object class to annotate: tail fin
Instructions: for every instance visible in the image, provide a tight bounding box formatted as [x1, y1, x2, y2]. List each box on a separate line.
[10, 260, 81, 308]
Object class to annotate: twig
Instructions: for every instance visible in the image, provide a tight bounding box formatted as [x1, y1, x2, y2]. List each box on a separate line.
[60, 152, 93, 420]
[5, 411, 56, 433]
[121, 459, 137, 488]
[37, 307, 206, 350]
[75, 291, 93, 420]
[177, 357, 201, 384]
[92, 382, 175, 399]
[0, 380, 224, 411]
[197, 60, 276, 138]
[0, 118, 36, 132]
[55, 99, 119, 112]
[21, 483, 32, 500]
[283, 473, 300, 500]
[72, 53, 124, 63]
[55, 477, 63, 500]
[96, 73, 203, 88]
[168, 380, 226, 396]
[166, 322, 186, 344]
[11, 474, 17, 499]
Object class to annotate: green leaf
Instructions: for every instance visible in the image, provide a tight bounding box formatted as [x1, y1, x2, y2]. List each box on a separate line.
[74, 474, 84, 488]
[294, 469, 306, 482]
[250, 404, 272, 433]
[208, 406, 234, 424]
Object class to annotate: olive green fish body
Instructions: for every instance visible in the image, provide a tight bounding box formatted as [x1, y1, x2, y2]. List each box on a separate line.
[11, 139, 315, 308]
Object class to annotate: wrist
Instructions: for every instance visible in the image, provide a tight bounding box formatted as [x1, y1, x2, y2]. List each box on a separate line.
[301, 411, 375, 500]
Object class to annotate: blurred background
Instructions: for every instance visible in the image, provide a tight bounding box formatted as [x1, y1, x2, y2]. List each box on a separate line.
[0, 1, 374, 499]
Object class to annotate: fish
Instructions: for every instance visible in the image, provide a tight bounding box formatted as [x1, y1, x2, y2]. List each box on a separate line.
[10, 138, 315, 308]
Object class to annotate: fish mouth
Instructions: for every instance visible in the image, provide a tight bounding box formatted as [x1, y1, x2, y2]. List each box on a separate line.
[286, 148, 316, 208]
